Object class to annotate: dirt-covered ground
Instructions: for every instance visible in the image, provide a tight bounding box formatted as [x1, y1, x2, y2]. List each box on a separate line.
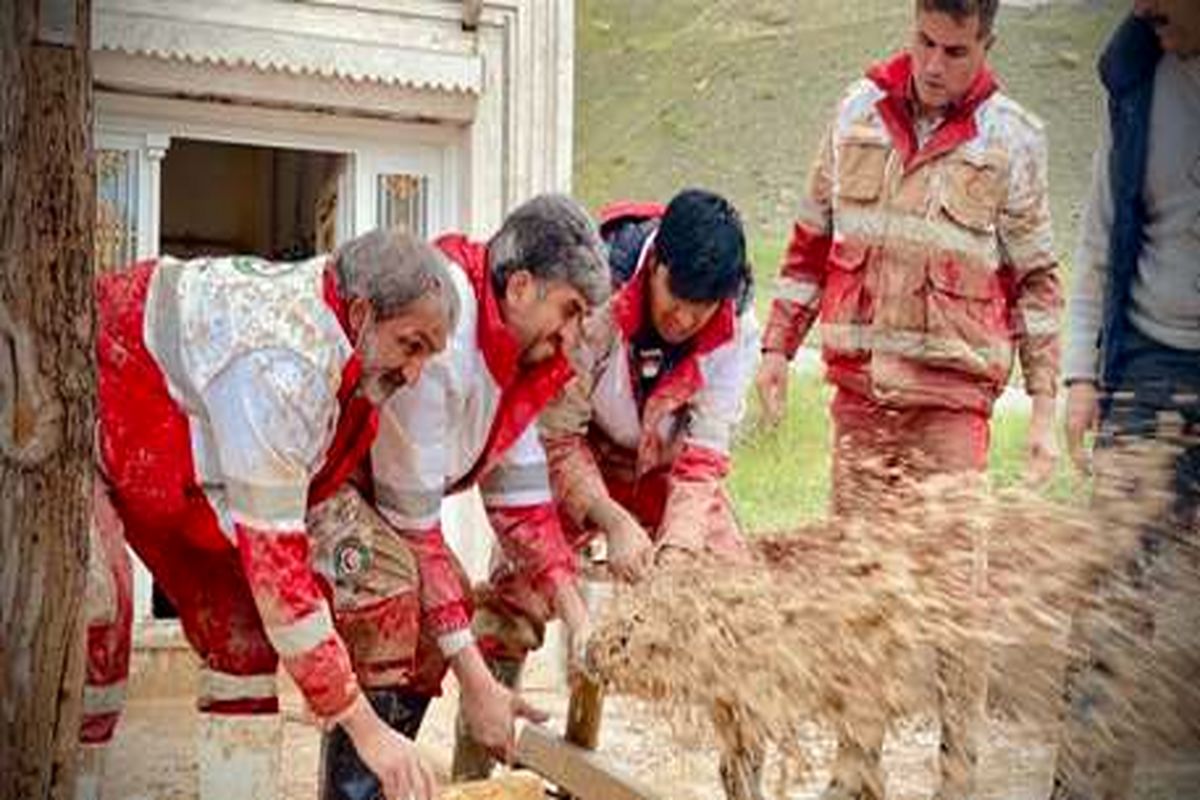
[101, 621, 1200, 800]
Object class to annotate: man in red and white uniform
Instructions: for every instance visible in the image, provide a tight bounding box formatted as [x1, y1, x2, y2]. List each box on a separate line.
[82, 230, 457, 800]
[754, 2, 1063, 798]
[453, 190, 762, 797]
[317, 194, 612, 800]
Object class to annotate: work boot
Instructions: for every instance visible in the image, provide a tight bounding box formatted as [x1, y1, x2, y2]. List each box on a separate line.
[319, 689, 431, 800]
[451, 658, 523, 781]
[198, 713, 282, 800]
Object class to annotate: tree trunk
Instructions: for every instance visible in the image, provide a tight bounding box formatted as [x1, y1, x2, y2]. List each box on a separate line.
[0, 2, 95, 799]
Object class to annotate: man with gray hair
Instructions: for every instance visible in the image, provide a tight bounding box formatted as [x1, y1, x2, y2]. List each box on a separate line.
[317, 194, 612, 800]
[81, 229, 456, 800]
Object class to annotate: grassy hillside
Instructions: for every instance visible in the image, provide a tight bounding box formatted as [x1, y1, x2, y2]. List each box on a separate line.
[575, 0, 1126, 275]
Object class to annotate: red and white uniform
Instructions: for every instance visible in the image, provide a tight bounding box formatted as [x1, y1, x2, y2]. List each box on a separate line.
[80, 480, 133, 745]
[763, 52, 1061, 415]
[370, 234, 576, 693]
[470, 229, 759, 662]
[543, 231, 760, 555]
[94, 255, 377, 722]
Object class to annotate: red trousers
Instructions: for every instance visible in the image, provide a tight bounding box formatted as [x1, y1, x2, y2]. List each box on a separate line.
[830, 387, 990, 515]
[81, 481, 133, 745]
[95, 264, 283, 715]
[826, 388, 991, 796]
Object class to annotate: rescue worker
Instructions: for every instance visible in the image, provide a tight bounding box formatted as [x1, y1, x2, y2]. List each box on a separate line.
[80, 230, 458, 800]
[317, 194, 612, 800]
[1052, 3, 1200, 798]
[452, 189, 764, 799]
[754, 1, 1063, 797]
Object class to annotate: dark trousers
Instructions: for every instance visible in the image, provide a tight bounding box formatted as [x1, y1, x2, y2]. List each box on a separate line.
[1051, 327, 1200, 800]
[319, 690, 431, 800]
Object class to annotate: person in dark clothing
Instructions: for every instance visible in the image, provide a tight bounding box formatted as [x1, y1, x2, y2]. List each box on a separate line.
[1052, 3, 1200, 798]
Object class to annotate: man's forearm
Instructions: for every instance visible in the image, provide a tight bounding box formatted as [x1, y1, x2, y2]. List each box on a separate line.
[450, 643, 495, 694]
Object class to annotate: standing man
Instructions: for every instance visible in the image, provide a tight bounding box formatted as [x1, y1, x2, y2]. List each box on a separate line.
[81, 231, 457, 800]
[754, 1, 1063, 798]
[1052, 3, 1200, 798]
[318, 194, 612, 800]
[453, 189, 764, 798]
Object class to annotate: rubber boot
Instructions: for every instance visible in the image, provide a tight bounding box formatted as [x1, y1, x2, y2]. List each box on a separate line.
[197, 713, 282, 800]
[319, 689, 431, 800]
[932, 644, 985, 800]
[450, 658, 523, 781]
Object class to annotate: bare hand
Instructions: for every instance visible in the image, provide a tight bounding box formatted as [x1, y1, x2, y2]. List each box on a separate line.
[340, 695, 437, 800]
[454, 646, 548, 763]
[606, 512, 654, 583]
[1026, 394, 1059, 486]
[588, 499, 653, 583]
[755, 351, 791, 427]
[1064, 381, 1100, 475]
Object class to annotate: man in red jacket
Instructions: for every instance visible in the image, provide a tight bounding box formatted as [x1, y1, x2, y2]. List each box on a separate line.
[755, 1, 1063, 798]
[82, 230, 456, 800]
[316, 194, 613, 800]
[452, 189, 764, 797]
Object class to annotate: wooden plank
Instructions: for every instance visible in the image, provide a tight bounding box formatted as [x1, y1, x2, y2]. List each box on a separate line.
[440, 770, 544, 799]
[515, 724, 662, 800]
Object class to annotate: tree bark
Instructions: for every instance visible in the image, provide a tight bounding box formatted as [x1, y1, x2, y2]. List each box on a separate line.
[0, 2, 95, 799]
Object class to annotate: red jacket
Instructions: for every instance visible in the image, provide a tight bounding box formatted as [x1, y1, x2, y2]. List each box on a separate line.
[540, 218, 758, 559]
[369, 236, 578, 658]
[96, 256, 378, 720]
[763, 52, 1062, 413]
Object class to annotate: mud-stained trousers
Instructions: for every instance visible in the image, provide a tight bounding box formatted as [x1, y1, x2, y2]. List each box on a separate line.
[78, 480, 426, 800]
[76, 480, 134, 800]
[307, 486, 430, 800]
[824, 388, 990, 800]
[1050, 330, 1200, 800]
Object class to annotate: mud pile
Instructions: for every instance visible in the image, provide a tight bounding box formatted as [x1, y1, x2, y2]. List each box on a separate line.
[588, 444, 1199, 791]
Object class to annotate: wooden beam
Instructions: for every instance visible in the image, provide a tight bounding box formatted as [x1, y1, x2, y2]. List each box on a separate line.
[565, 673, 605, 750]
[515, 724, 663, 800]
[441, 770, 544, 799]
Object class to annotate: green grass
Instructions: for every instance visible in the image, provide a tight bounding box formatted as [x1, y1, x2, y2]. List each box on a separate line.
[728, 374, 834, 532]
[577, 0, 1126, 275]
[727, 371, 1088, 531]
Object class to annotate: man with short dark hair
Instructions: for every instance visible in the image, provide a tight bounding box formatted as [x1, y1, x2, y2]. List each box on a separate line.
[755, 1, 1063, 798]
[1051, 3, 1200, 798]
[317, 194, 613, 800]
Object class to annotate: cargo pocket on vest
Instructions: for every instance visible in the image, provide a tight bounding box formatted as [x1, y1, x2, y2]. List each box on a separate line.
[836, 134, 889, 203]
[923, 255, 1011, 383]
[940, 153, 1005, 235]
[819, 239, 872, 357]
